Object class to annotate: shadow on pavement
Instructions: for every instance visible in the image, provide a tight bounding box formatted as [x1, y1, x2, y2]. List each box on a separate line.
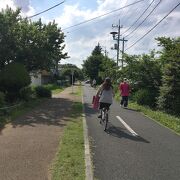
[83, 103, 98, 118]
[0, 97, 77, 133]
[106, 123, 150, 143]
[121, 107, 139, 112]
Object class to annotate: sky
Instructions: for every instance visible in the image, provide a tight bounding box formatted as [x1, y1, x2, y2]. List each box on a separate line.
[0, 0, 179, 68]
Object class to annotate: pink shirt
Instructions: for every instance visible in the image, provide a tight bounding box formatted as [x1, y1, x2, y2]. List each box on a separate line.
[119, 82, 130, 96]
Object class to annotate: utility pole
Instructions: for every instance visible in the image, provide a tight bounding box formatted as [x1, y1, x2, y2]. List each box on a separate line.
[117, 19, 121, 66]
[110, 19, 123, 66]
[102, 46, 108, 57]
[121, 37, 128, 68]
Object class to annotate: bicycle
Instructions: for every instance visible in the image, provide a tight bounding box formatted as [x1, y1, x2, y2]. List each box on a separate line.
[100, 107, 109, 131]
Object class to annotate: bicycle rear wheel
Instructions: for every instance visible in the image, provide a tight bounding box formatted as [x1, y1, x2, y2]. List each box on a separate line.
[104, 112, 108, 131]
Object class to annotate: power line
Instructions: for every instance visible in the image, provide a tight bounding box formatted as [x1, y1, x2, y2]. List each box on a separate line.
[122, 0, 155, 35]
[64, 9, 128, 35]
[62, 0, 144, 30]
[65, 1, 142, 35]
[27, 0, 66, 19]
[125, 2, 180, 51]
[124, 0, 162, 39]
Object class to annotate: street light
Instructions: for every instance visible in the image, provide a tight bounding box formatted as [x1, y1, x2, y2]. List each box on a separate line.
[110, 31, 118, 40]
[110, 20, 127, 68]
[110, 20, 123, 66]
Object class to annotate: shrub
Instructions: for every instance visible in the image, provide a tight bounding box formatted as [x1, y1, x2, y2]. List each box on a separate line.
[0, 91, 5, 107]
[35, 86, 52, 98]
[132, 89, 156, 107]
[0, 63, 31, 102]
[19, 87, 33, 101]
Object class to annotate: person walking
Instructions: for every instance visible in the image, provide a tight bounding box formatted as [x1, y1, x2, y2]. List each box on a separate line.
[119, 78, 130, 108]
[92, 79, 96, 88]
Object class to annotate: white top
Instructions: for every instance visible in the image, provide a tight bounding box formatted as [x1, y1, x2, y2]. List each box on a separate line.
[99, 87, 113, 104]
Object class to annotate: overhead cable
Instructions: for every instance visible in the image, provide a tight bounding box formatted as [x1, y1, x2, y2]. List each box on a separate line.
[27, 0, 66, 18]
[62, 0, 144, 30]
[124, 0, 162, 39]
[122, 0, 155, 35]
[125, 2, 180, 51]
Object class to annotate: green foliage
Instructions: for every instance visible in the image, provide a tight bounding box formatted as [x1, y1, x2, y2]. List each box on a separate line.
[0, 7, 21, 70]
[99, 57, 117, 83]
[19, 87, 34, 101]
[0, 7, 68, 72]
[92, 43, 102, 56]
[35, 86, 52, 98]
[0, 91, 5, 107]
[119, 52, 161, 107]
[82, 43, 116, 84]
[60, 64, 83, 83]
[0, 63, 31, 102]
[157, 37, 180, 115]
[82, 54, 104, 83]
[132, 89, 155, 107]
[43, 84, 64, 94]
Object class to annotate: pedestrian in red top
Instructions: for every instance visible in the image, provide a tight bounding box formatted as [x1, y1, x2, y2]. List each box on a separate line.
[119, 78, 130, 108]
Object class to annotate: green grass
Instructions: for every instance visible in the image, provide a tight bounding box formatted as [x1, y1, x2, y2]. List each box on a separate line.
[43, 84, 64, 94]
[72, 85, 82, 96]
[129, 102, 180, 134]
[51, 86, 85, 180]
[0, 98, 45, 128]
[51, 102, 85, 180]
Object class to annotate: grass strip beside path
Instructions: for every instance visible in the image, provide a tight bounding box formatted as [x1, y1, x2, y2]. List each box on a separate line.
[51, 86, 85, 180]
[129, 102, 180, 135]
[43, 84, 65, 94]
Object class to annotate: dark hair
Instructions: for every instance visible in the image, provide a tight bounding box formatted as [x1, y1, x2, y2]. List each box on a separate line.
[102, 77, 112, 90]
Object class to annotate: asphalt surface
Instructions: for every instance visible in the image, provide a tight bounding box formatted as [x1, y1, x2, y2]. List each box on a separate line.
[83, 84, 180, 180]
[0, 87, 76, 180]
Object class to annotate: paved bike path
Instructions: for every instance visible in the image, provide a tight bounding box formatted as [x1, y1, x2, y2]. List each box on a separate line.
[0, 87, 76, 180]
[83, 84, 180, 180]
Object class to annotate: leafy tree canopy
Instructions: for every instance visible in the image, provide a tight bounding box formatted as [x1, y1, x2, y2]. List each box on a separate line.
[0, 7, 68, 72]
[82, 43, 117, 83]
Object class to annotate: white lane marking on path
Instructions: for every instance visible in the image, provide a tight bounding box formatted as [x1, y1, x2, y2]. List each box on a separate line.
[116, 116, 138, 137]
[82, 95, 93, 180]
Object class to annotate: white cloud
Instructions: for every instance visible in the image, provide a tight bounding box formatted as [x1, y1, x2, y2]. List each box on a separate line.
[21, 5, 35, 17]
[0, 0, 35, 17]
[0, 0, 16, 10]
[1, 0, 179, 68]
[14, 0, 30, 12]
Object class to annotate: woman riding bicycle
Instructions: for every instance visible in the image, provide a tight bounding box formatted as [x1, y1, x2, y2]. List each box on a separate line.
[96, 77, 114, 118]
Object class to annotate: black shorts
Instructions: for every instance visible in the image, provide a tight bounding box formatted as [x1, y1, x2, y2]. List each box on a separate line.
[99, 102, 111, 110]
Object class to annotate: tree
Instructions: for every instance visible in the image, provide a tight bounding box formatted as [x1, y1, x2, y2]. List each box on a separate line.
[0, 63, 31, 102]
[82, 54, 104, 82]
[119, 52, 162, 107]
[60, 64, 83, 83]
[157, 37, 180, 115]
[0, 7, 21, 70]
[92, 43, 102, 56]
[99, 57, 117, 82]
[83, 43, 119, 84]
[15, 19, 68, 72]
[0, 7, 68, 72]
